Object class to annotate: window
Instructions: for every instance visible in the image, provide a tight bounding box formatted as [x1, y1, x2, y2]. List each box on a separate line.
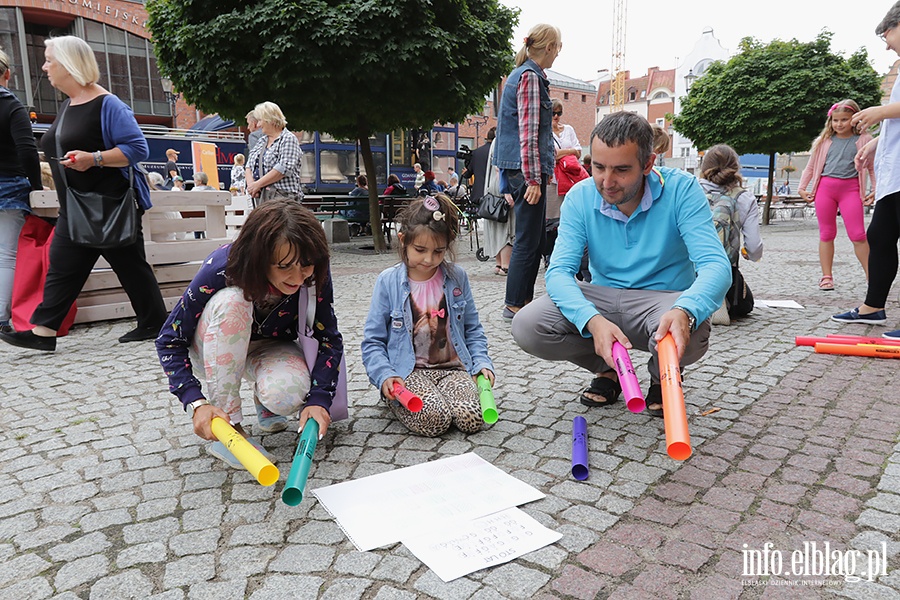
[640, 90, 646, 98]
[629, 90, 636, 102]
[656, 118, 665, 127]
[564, 92, 569, 100]
[652, 91, 669, 100]
[581, 94, 586, 103]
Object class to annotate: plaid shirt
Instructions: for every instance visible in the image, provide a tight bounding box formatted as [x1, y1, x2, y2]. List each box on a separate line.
[517, 69, 543, 186]
[248, 129, 303, 196]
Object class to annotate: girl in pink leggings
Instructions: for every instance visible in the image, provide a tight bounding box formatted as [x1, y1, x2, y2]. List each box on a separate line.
[799, 99, 875, 290]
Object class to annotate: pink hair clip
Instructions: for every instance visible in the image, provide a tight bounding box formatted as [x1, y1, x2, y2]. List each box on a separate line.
[423, 196, 440, 211]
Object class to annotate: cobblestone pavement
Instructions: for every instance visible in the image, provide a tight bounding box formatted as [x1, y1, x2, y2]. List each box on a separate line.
[1, 216, 898, 599]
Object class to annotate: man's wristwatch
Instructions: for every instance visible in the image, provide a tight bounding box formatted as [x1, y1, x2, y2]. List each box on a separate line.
[186, 399, 210, 417]
[673, 306, 696, 331]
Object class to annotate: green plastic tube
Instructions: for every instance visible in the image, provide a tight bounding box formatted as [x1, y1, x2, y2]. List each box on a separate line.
[281, 420, 319, 506]
[476, 374, 498, 424]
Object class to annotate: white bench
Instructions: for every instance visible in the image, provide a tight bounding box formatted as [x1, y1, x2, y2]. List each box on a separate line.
[29, 190, 233, 324]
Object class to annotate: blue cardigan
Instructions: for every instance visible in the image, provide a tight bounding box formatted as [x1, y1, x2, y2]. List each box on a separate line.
[99, 94, 152, 209]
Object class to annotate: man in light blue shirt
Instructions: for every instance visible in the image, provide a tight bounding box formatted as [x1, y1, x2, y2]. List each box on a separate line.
[512, 112, 730, 416]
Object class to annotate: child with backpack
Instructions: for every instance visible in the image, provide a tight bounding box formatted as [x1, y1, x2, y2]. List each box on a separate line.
[798, 99, 875, 291]
[698, 145, 764, 325]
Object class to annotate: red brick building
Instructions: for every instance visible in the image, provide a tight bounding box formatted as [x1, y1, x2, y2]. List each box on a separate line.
[457, 68, 597, 154]
[596, 67, 675, 158]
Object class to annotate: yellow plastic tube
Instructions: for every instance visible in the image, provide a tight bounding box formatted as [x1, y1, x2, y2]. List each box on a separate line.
[210, 418, 279, 486]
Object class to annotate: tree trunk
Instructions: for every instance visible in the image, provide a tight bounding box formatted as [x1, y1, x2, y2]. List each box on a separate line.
[357, 122, 386, 252]
[762, 151, 776, 225]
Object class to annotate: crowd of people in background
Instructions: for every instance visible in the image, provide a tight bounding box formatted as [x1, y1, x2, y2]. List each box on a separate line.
[2, 3, 900, 465]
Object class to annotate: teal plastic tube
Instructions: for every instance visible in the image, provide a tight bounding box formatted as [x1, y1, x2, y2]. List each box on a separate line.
[281, 420, 319, 506]
[476, 374, 498, 424]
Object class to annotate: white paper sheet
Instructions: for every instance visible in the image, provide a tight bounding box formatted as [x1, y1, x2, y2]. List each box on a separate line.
[756, 299, 805, 309]
[402, 507, 562, 582]
[311, 453, 544, 551]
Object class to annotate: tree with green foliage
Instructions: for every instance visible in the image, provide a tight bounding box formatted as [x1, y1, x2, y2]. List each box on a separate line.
[147, 0, 518, 249]
[671, 32, 882, 223]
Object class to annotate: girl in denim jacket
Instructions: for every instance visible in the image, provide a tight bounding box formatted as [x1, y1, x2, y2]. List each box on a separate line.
[362, 194, 495, 436]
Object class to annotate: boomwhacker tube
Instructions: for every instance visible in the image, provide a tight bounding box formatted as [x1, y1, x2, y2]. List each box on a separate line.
[282, 419, 319, 506]
[209, 418, 279, 486]
[611, 341, 645, 412]
[475, 374, 499, 424]
[571, 416, 589, 480]
[796, 335, 900, 347]
[391, 382, 424, 412]
[814, 342, 900, 359]
[657, 334, 692, 461]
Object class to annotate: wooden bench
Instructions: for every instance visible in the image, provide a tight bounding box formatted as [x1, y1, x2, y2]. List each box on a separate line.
[30, 190, 232, 324]
[758, 195, 814, 222]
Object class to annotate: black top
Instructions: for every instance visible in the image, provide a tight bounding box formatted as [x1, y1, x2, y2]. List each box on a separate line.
[42, 96, 128, 208]
[0, 88, 42, 190]
[165, 159, 179, 179]
[469, 140, 491, 202]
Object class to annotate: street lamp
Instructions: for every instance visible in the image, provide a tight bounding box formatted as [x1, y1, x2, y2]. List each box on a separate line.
[684, 69, 697, 93]
[466, 115, 489, 146]
[160, 78, 180, 123]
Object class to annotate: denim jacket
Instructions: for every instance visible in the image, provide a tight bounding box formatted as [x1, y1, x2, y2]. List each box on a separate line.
[492, 58, 554, 177]
[361, 262, 493, 391]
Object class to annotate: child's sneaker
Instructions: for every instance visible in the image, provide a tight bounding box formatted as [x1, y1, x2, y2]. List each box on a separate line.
[883, 329, 900, 340]
[711, 301, 730, 325]
[831, 308, 887, 324]
[255, 399, 288, 433]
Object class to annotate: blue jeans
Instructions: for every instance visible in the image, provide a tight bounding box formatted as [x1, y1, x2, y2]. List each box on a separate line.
[504, 170, 547, 308]
[0, 209, 26, 323]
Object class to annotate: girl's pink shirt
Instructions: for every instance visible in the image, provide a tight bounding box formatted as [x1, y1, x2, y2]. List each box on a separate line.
[798, 132, 875, 201]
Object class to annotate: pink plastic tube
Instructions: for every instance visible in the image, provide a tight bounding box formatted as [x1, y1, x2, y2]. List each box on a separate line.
[612, 341, 645, 412]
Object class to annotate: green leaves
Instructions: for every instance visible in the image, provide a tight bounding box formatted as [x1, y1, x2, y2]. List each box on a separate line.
[673, 31, 882, 156]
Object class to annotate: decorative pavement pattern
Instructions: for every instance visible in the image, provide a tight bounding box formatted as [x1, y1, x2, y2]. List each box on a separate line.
[0, 216, 898, 599]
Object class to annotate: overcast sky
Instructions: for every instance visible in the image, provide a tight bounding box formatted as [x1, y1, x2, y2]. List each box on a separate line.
[501, 0, 897, 83]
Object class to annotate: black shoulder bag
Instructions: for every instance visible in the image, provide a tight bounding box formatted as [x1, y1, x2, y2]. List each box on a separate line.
[54, 101, 139, 249]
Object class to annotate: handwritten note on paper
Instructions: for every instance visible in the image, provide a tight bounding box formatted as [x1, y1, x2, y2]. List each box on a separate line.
[312, 453, 544, 551]
[402, 507, 562, 582]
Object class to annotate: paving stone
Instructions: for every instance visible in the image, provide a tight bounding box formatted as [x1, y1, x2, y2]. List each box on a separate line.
[320, 577, 371, 600]
[54, 554, 109, 591]
[0, 576, 53, 600]
[170, 529, 221, 556]
[481, 562, 551, 598]
[117, 542, 167, 568]
[229, 522, 286, 546]
[163, 554, 215, 588]
[88, 569, 154, 600]
[49, 532, 111, 562]
[269, 544, 336, 573]
[334, 551, 381, 576]
[217, 546, 278, 580]
[186, 580, 247, 600]
[123, 516, 180, 544]
[371, 555, 420, 583]
[247, 575, 324, 599]
[412, 570, 481, 600]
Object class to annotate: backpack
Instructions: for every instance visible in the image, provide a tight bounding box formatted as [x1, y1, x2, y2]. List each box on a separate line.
[390, 182, 407, 196]
[706, 186, 743, 266]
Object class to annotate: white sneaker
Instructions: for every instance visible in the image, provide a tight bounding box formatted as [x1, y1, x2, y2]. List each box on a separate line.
[711, 301, 730, 325]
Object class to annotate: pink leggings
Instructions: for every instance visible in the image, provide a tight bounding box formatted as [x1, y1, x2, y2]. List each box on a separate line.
[814, 176, 867, 242]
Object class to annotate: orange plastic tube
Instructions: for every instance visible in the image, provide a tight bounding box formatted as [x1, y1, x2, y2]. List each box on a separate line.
[656, 334, 691, 460]
[814, 343, 900, 359]
[210, 418, 279, 486]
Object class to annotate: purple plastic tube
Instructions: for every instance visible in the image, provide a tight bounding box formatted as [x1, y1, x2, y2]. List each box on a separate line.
[612, 341, 645, 413]
[572, 416, 589, 480]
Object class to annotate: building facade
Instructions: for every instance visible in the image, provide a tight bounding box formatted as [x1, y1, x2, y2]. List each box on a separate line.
[595, 66, 675, 159]
[0, 0, 197, 128]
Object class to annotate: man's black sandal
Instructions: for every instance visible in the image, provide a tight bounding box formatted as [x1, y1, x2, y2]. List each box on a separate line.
[580, 376, 622, 407]
[645, 383, 664, 418]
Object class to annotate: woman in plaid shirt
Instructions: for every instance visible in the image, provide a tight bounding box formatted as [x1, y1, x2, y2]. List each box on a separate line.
[245, 101, 303, 203]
